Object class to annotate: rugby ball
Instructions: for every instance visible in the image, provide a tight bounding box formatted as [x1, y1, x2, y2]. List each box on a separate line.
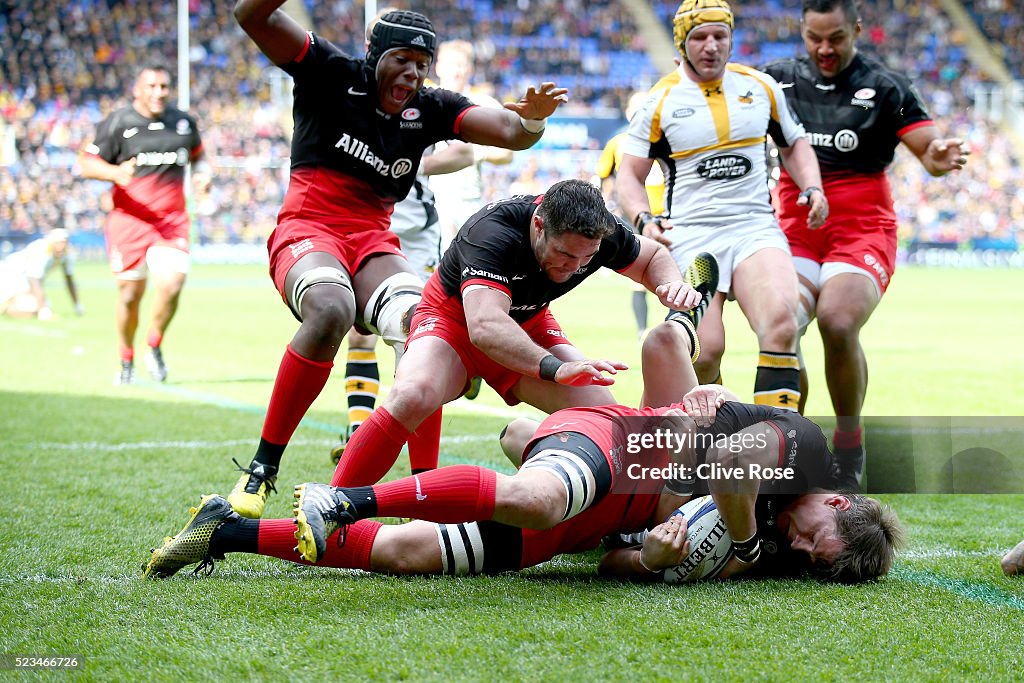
[661, 495, 733, 584]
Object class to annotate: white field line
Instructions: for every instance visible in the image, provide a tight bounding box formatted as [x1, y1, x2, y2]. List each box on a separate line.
[30, 434, 497, 452]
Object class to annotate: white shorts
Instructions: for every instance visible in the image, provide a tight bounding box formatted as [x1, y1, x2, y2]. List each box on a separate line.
[394, 221, 441, 284]
[0, 264, 30, 312]
[666, 218, 791, 293]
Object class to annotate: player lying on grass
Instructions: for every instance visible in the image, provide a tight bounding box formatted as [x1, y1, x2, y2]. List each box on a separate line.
[144, 320, 903, 583]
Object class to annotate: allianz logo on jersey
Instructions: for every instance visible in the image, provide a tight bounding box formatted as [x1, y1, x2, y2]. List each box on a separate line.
[135, 147, 189, 167]
[696, 153, 752, 180]
[808, 129, 859, 152]
[334, 133, 415, 179]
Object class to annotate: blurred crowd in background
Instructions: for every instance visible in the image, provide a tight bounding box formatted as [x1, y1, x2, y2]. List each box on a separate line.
[1, 0, 1022, 257]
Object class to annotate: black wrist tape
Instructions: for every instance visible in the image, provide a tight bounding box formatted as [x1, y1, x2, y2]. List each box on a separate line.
[539, 354, 564, 382]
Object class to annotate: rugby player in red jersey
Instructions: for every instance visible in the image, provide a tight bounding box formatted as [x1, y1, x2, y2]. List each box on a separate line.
[80, 65, 210, 386]
[144, 319, 902, 584]
[762, 0, 968, 490]
[223, 1, 570, 519]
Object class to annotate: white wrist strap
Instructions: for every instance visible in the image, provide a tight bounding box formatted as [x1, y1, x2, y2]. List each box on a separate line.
[519, 115, 547, 134]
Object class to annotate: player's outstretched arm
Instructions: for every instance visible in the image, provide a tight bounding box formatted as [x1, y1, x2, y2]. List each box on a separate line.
[706, 422, 782, 577]
[618, 236, 698, 311]
[900, 125, 970, 177]
[234, 0, 308, 66]
[421, 143, 475, 176]
[463, 286, 626, 386]
[459, 82, 568, 151]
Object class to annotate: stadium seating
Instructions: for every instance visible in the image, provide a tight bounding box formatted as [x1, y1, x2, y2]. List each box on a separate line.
[0, 0, 1020, 252]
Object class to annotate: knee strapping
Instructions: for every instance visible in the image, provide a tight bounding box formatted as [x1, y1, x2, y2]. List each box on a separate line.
[289, 266, 353, 319]
[520, 448, 599, 522]
[361, 272, 423, 348]
[435, 522, 487, 576]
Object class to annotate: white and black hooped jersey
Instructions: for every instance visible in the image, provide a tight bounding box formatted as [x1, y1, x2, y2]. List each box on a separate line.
[436, 194, 641, 323]
[281, 32, 476, 202]
[620, 63, 805, 231]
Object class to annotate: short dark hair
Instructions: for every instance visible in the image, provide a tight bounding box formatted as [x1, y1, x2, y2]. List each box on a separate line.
[802, 0, 860, 24]
[137, 64, 171, 79]
[822, 494, 905, 583]
[535, 179, 617, 240]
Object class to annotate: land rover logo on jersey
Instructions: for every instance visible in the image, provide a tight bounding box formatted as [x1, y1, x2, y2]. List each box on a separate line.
[176, 119, 192, 135]
[834, 129, 859, 152]
[391, 158, 415, 178]
[672, 108, 696, 118]
[697, 154, 752, 180]
[401, 108, 421, 121]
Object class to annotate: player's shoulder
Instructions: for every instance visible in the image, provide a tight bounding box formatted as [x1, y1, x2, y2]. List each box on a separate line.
[417, 84, 475, 113]
[651, 68, 685, 94]
[726, 62, 782, 90]
[760, 56, 813, 82]
[288, 32, 362, 75]
[164, 106, 199, 126]
[466, 194, 537, 231]
[853, 53, 915, 90]
[101, 104, 141, 131]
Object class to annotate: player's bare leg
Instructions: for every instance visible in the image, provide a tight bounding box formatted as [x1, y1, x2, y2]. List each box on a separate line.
[692, 292, 726, 385]
[499, 417, 541, 467]
[144, 269, 186, 381]
[794, 268, 819, 415]
[640, 321, 699, 408]
[815, 272, 879, 491]
[330, 335, 468, 486]
[114, 278, 146, 385]
[229, 252, 356, 518]
[732, 247, 801, 411]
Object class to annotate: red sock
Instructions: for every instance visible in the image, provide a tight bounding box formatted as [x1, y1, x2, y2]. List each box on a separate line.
[408, 407, 442, 473]
[147, 330, 163, 349]
[372, 465, 497, 522]
[834, 427, 863, 450]
[261, 345, 333, 445]
[120, 346, 134, 362]
[256, 518, 381, 569]
[331, 407, 410, 486]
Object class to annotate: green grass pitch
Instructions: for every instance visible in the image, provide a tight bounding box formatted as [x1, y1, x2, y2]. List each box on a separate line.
[1, 262, 1022, 680]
